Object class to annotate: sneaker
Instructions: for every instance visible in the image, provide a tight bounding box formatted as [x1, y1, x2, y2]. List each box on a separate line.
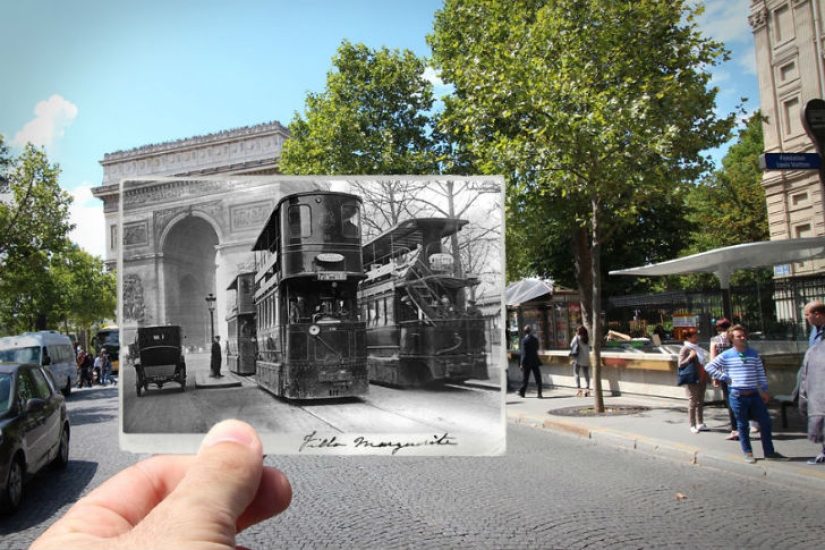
[807, 454, 825, 465]
[764, 452, 789, 461]
[697, 423, 710, 432]
[725, 431, 739, 440]
[690, 426, 700, 434]
[744, 453, 756, 464]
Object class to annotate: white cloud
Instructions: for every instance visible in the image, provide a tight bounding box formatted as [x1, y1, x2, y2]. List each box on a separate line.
[68, 185, 106, 259]
[423, 66, 454, 97]
[696, 0, 752, 45]
[12, 94, 78, 150]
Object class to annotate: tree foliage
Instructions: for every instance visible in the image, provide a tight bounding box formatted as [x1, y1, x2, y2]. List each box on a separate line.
[429, 0, 737, 410]
[687, 111, 768, 251]
[657, 110, 770, 290]
[280, 40, 439, 175]
[280, 41, 502, 304]
[0, 136, 115, 335]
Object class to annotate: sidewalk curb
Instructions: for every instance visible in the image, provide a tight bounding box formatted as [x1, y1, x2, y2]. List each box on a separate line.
[508, 408, 825, 493]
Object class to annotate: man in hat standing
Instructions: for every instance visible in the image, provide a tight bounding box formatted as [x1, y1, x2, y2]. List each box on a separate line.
[210, 336, 223, 378]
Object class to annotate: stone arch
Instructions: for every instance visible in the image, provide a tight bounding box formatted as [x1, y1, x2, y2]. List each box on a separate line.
[161, 215, 220, 348]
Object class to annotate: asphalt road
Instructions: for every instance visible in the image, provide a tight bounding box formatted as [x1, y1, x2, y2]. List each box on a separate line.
[4, 383, 825, 549]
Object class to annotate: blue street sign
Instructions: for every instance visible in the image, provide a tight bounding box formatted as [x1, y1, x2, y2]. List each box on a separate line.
[759, 153, 822, 170]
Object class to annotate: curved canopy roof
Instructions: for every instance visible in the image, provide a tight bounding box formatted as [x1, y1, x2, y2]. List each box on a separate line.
[609, 237, 825, 288]
[505, 278, 554, 306]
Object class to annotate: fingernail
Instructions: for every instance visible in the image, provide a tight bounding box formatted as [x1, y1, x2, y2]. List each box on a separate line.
[200, 420, 257, 450]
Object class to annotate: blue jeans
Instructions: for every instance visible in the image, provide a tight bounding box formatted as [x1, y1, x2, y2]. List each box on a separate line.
[729, 389, 775, 456]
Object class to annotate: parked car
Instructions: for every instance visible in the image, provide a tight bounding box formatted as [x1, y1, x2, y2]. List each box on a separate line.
[0, 363, 70, 513]
[0, 332, 78, 397]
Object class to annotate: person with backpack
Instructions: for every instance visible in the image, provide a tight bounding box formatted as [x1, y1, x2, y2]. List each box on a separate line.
[570, 325, 591, 397]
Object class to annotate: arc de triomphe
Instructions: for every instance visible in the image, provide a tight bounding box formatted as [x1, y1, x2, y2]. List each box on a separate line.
[90, 121, 321, 347]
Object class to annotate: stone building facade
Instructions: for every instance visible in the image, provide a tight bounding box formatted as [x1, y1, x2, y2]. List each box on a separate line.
[92, 121, 289, 271]
[116, 176, 327, 348]
[751, 0, 825, 275]
[91, 122, 293, 346]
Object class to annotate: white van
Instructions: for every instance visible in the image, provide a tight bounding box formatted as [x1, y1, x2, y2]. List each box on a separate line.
[0, 331, 78, 397]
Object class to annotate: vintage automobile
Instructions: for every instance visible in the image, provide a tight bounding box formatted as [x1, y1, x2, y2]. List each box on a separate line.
[0, 363, 70, 514]
[131, 325, 186, 396]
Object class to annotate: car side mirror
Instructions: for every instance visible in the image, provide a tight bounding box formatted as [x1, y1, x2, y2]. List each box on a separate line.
[25, 398, 47, 413]
[42, 355, 52, 366]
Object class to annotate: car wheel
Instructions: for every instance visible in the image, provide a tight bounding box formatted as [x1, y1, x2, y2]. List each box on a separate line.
[1, 456, 24, 514]
[53, 424, 70, 469]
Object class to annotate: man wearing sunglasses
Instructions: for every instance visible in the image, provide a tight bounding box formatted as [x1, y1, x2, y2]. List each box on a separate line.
[704, 324, 787, 464]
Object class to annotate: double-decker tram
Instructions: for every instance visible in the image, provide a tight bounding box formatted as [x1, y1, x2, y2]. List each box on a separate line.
[359, 218, 488, 387]
[251, 191, 368, 399]
[226, 272, 256, 375]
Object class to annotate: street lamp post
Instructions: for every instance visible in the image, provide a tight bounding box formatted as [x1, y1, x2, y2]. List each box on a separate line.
[205, 293, 216, 345]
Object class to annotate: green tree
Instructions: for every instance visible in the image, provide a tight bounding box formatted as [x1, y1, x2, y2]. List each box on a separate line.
[0, 138, 114, 335]
[686, 112, 768, 251]
[651, 111, 770, 292]
[0, 141, 73, 261]
[280, 40, 439, 175]
[51, 244, 117, 335]
[430, 0, 736, 410]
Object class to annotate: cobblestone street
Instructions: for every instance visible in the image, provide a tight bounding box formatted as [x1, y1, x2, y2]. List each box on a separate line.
[3, 384, 825, 549]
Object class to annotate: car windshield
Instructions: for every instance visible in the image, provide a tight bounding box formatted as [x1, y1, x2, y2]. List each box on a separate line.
[0, 346, 40, 364]
[0, 373, 11, 414]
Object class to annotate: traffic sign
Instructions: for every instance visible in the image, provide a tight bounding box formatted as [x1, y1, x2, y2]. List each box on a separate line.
[759, 153, 822, 171]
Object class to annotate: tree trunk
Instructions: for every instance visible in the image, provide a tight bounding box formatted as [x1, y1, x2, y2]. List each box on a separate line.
[590, 198, 605, 413]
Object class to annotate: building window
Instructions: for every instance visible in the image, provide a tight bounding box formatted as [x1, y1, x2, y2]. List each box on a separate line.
[779, 59, 798, 83]
[783, 97, 802, 137]
[792, 192, 809, 206]
[110, 225, 118, 250]
[795, 223, 812, 239]
[774, 4, 795, 44]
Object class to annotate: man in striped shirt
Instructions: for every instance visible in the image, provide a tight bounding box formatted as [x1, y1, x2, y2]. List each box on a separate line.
[704, 324, 787, 464]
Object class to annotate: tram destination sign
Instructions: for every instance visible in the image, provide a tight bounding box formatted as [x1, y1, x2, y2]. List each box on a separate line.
[759, 153, 822, 171]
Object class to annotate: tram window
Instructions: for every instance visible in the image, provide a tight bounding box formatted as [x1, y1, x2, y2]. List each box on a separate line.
[341, 202, 359, 238]
[385, 297, 394, 324]
[376, 299, 383, 326]
[288, 204, 312, 239]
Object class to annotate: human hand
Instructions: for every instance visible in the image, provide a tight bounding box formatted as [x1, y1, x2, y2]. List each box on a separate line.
[31, 420, 292, 550]
[761, 391, 770, 404]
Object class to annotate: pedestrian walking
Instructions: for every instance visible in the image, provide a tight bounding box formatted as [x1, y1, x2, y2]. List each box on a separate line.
[101, 351, 112, 385]
[94, 349, 106, 385]
[570, 325, 591, 397]
[678, 328, 709, 433]
[798, 338, 825, 465]
[77, 349, 94, 388]
[210, 336, 223, 378]
[517, 325, 543, 398]
[709, 318, 739, 440]
[704, 324, 787, 463]
[801, 299, 825, 464]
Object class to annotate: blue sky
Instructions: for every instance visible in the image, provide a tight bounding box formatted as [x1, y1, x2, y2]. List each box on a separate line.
[0, 0, 757, 259]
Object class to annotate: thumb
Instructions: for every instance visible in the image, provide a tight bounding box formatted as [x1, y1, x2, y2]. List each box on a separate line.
[135, 420, 266, 549]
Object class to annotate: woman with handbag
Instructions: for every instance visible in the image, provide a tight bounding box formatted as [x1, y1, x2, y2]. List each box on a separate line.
[678, 328, 709, 433]
[570, 325, 591, 397]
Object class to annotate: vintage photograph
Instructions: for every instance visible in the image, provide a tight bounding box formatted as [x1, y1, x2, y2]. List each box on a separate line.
[117, 176, 505, 456]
